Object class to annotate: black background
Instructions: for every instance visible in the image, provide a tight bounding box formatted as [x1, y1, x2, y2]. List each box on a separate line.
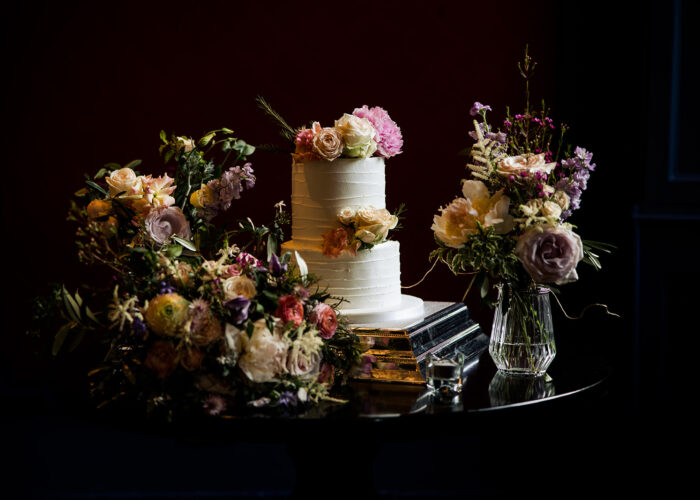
[1, 0, 696, 498]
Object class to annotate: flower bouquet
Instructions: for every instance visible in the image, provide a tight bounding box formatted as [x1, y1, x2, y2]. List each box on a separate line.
[430, 48, 614, 375]
[32, 128, 362, 419]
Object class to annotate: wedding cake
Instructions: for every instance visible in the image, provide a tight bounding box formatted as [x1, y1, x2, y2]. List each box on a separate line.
[280, 106, 424, 327]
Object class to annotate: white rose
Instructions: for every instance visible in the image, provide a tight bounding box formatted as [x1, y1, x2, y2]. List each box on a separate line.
[334, 114, 377, 158]
[337, 207, 356, 226]
[237, 319, 289, 383]
[105, 167, 141, 198]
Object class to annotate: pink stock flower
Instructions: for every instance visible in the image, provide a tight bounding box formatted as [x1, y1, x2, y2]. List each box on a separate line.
[352, 105, 403, 158]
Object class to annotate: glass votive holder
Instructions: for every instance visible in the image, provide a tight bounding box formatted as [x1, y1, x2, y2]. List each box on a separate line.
[425, 352, 466, 399]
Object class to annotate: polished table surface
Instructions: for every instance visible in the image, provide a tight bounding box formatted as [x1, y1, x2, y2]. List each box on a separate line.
[5, 320, 617, 499]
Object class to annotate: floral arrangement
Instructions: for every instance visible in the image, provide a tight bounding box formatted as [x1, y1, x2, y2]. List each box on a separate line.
[256, 96, 403, 162]
[430, 48, 613, 300]
[322, 205, 402, 258]
[32, 129, 362, 420]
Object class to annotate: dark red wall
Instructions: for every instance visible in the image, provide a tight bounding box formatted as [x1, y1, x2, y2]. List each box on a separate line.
[2, 1, 644, 384]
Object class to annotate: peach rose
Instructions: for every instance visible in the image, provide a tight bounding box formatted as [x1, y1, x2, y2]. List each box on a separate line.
[496, 153, 556, 177]
[312, 123, 344, 161]
[431, 180, 514, 248]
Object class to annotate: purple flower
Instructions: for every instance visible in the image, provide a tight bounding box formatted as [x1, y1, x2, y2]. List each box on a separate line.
[470, 102, 492, 116]
[268, 253, 287, 276]
[515, 225, 584, 285]
[131, 318, 147, 336]
[278, 391, 298, 407]
[144, 206, 192, 245]
[203, 394, 227, 416]
[159, 281, 177, 294]
[224, 296, 250, 324]
[204, 163, 256, 214]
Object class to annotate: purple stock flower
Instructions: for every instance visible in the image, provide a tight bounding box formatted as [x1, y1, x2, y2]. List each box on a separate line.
[470, 102, 492, 116]
[278, 391, 298, 407]
[224, 296, 250, 324]
[556, 147, 596, 220]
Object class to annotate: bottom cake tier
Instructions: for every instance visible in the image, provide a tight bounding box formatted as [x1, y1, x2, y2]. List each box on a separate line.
[282, 239, 425, 327]
[282, 239, 402, 311]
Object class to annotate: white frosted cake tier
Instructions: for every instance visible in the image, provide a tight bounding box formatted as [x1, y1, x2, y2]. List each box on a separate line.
[291, 157, 386, 245]
[282, 239, 402, 312]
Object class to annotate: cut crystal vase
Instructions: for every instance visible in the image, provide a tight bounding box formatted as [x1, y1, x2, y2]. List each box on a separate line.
[489, 283, 556, 376]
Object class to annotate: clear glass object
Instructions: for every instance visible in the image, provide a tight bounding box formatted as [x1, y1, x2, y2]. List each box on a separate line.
[425, 352, 465, 400]
[489, 283, 556, 376]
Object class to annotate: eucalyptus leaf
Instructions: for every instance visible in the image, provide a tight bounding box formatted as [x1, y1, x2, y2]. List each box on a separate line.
[93, 168, 109, 180]
[104, 162, 122, 170]
[62, 286, 81, 323]
[480, 275, 490, 299]
[123, 159, 142, 170]
[85, 181, 109, 197]
[160, 130, 168, 143]
[52, 322, 74, 356]
[172, 236, 197, 252]
[67, 330, 86, 352]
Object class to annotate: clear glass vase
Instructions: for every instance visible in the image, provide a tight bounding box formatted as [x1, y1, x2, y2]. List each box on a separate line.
[489, 283, 556, 376]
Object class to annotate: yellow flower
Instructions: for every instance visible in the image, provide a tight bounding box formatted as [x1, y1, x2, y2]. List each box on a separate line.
[190, 184, 217, 209]
[144, 293, 190, 337]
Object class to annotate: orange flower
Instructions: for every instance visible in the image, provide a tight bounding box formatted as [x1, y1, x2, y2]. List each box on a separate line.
[321, 227, 357, 258]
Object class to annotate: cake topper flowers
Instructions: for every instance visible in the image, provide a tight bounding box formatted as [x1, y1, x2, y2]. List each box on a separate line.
[256, 96, 403, 162]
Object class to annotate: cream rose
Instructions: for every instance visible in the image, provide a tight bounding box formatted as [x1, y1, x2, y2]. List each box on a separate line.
[551, 190, 571, 211]
[356, 207, 398, 228]
[334, 114, 377, 158]
[337, 207, 356, 226]
[237, 319, 289, 383]
[105, 167, 141, 198]
[221, 275, 257, 301]
[541, 201, 562, 220]
[496, 153, 556, 177]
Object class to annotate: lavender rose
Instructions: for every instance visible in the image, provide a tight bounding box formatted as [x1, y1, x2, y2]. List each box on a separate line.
[145, 206, 192, 245]
[515, 225, 584, 285]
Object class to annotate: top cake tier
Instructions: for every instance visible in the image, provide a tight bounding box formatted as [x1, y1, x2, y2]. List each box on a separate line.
[290, 157, 386, 244]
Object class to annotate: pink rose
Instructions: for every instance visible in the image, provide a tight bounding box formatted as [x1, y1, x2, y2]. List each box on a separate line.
[309, 303, 338, 339]
[515, 225, 584, 285]
[145, 206, 192, 245]
[275, 295, 305, 327]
